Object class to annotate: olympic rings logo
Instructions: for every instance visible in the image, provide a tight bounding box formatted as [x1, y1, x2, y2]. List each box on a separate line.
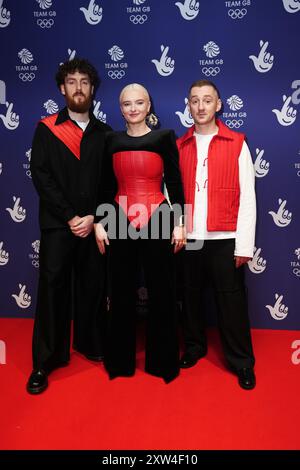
[293, 268, 300, 277]
[202, 67, 220, 77]
[228, 8, 247, 20]
[225, 119, 244, 129]
[108, 70, 125, 79]
[32, 260, 39, 268]
[37, 19, 54, 28]
[19, 73, 35, 81]
[129, 14, 148, 25]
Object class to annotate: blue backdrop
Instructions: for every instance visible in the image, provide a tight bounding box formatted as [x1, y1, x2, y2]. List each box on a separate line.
[0, 0, 299, 330]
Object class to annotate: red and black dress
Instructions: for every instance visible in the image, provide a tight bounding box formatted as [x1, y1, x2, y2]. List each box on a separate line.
[96, 129, 184, 383]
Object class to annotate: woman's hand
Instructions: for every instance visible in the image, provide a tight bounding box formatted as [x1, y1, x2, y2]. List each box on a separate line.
[171, 225, 186, 254]
[94, 223, 109, 254]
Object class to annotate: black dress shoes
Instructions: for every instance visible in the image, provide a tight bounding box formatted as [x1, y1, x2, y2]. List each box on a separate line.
[179, 352, 203, 369]
[237, 367, 256, 390]
[26, 369, 48, 395]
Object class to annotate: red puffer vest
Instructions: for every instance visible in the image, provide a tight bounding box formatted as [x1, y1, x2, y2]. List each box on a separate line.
[177, 119, 244, 233]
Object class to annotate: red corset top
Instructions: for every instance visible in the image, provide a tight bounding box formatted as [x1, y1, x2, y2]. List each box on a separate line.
[113, 150, 166, 228]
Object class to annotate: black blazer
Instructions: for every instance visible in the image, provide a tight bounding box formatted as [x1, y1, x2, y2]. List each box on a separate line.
[30, 107, 112, 229]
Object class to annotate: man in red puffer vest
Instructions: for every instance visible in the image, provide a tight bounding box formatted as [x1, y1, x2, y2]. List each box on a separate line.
[177, 79, 256, 390]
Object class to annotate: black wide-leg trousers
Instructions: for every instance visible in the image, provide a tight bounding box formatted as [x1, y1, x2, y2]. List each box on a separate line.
[182, 239, 255, 371]
[32, 228, 106, 372]
[104, 207, 180, 383]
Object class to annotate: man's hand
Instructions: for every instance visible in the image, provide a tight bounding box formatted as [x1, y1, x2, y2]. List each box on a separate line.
[94, 223, 109, 254]
[68, 215, 94, 237]
[235, 256, 251, 268]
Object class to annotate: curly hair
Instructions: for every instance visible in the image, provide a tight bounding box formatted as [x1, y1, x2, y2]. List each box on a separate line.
[55, 58, 100, 90]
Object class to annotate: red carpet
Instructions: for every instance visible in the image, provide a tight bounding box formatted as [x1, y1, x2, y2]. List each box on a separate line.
[0, 318, 299, 450]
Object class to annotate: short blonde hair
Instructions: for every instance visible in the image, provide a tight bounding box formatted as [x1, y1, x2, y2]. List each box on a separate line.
[119, 83, 150, 103]
[119, 83, 159, 127]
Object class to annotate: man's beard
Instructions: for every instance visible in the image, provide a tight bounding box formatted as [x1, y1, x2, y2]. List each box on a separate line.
[65, 93, 92, 113]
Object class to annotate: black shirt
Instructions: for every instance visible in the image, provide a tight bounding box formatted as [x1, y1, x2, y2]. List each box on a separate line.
[31, 107, 112, 229]
[96, 129, 184, 221]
